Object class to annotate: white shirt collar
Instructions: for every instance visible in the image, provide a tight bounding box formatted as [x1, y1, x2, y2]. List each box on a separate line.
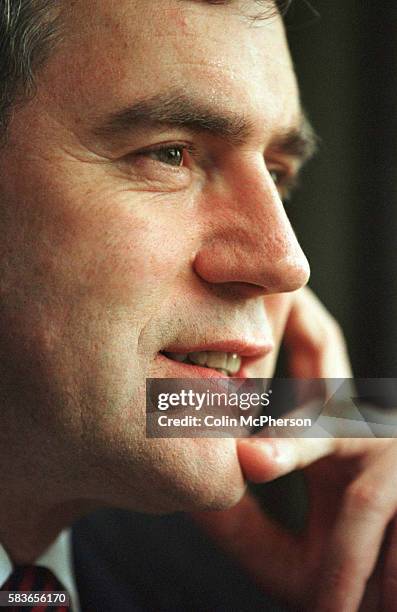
[0, 530, 80, 612]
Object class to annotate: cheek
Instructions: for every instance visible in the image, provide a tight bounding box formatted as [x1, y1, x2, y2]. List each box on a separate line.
[0, 176, 193, 377]
[48, 189, 192, 317]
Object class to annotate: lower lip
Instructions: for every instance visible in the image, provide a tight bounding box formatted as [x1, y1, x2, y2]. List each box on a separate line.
[156, 353, 247, 380]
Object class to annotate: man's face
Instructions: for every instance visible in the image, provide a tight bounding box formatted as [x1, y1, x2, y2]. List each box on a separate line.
[0, 0, 309, 512]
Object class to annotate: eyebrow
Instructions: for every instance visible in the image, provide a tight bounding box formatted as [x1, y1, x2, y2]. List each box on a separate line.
[270, 116, 318, 164]
[93, 90, 317, 163]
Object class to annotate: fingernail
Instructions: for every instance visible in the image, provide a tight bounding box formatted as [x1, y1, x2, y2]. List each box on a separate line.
[271, 440, 295, 470]
[243, 438, 295, 469]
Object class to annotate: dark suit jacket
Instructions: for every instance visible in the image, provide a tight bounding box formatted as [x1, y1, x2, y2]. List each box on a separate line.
[72, 509, 287, 612]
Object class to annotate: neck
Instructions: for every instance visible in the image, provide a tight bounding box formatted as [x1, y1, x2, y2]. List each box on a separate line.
[0, 392, 103, 564]
[0, 497, 98, 564]
[0, 414, 99, 564]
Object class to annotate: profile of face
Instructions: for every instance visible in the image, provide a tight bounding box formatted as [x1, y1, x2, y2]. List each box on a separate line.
[0, 0, 310, 513]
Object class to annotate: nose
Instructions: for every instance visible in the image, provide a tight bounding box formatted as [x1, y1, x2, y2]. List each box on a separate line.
[193, 159, 310, 295]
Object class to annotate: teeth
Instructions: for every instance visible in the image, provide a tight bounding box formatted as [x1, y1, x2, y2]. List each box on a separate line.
[188, 351, 208, 365]
[215, 368, 229, 375]
[226, 353, 241, 374]
[166, 351, 241, 376]
[205, 352, 227, 369]
[165, 350, 242, 376]
[166, 352, 188, 362]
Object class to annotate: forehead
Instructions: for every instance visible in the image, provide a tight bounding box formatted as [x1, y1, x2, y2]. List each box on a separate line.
[41, 0, 299, 134]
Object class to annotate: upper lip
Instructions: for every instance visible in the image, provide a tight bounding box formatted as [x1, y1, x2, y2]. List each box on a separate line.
[161, 339, 274, 359]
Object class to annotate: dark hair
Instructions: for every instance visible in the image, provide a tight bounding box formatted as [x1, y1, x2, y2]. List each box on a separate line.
[0, 0, 291, 140]
[0, 0, 61, 140]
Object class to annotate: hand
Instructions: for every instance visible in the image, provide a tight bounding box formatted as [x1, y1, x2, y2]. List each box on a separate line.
[191, 288, 395, 612]
[283, 286, 352, 379]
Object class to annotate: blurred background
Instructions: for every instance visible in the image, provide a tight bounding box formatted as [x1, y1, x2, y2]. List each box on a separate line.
[284, 1, 397, 376]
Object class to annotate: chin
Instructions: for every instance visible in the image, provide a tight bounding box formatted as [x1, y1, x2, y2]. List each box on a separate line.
[127, 437, 247, 514]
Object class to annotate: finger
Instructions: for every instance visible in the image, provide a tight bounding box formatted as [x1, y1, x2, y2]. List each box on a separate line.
[237, 437, 391, 484]
[382, 516, 397, 611]
[284, 287, 353, 378]
[237, 437, 336, 482]
[314, 443, 397, 612]
[190, 491, 303, 603]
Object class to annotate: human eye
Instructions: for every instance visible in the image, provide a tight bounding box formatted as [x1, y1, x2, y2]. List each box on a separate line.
[268, 167, 299, 202]
[137, 144, 195, 167]
[144, 145, 184, 166]
[116, 141, 202, 192]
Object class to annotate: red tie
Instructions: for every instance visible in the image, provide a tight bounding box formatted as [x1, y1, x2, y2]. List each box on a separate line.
[1, 564, 71, 611]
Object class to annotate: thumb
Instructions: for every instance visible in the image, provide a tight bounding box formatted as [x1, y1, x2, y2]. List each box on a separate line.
[238, 436, 392, 483]
[237, 437, 336, 483]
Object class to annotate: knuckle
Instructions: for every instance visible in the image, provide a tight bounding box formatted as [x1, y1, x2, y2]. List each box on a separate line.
[322, 316, 345, 344]
[345, 480, 386, 515]
[305, 324, 329, 354]
[325, 562, 357, 595]
[311, 316, 345, 354]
